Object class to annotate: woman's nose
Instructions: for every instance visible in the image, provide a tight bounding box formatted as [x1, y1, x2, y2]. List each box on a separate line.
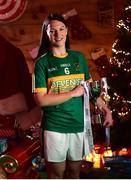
[54, 30, 59, 36]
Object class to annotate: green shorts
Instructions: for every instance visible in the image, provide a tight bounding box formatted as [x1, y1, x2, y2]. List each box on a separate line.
[44, 130, 84, 162]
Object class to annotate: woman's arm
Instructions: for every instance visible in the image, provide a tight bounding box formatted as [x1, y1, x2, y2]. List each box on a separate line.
[34, 85, 84, 107]
[96, 97, 113, 127]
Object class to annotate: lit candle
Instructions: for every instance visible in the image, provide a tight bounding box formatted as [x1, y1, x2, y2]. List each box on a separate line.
[85, 152, 93, 162]
[93, 152, 101, 168]
[103, 147, 113, 157]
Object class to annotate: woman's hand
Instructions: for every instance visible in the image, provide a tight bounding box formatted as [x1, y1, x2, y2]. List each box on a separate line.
[71, 85, 85, 97]
[96, 97, 114, 127]
[103, 110, 113, 127]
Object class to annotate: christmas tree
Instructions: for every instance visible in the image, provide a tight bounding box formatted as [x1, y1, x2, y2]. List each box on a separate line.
[108, 0, 131, 149]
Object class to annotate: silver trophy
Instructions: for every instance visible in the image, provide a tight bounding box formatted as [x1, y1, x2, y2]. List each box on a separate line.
[101, 77, 111, 149]
[90, 77, 111, 149]
[90, 80, 102, 124]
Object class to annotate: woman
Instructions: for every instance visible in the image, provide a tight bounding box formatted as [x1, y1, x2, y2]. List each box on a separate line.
[33, 13, 113, 179]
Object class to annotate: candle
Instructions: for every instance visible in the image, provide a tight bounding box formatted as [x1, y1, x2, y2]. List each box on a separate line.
[93, 152, 101, 168]
[103, 147, 113, 157]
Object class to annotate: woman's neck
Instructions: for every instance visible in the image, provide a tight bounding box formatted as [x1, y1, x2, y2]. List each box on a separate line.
[52, 47, 68, 58]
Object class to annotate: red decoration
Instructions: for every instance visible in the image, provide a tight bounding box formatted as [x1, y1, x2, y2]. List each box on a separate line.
[0, 137, 40, 179]
[0, 115, 16, 138]
[63, 9, 92, 40]
[0, 0, 28, 23]
[90, 48, 110, 77]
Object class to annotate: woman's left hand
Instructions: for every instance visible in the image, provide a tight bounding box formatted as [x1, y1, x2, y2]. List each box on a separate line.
[96, 97, 114, 127]
[103, 111, 114, 127]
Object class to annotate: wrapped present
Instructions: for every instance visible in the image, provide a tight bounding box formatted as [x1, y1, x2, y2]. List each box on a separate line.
[0, 115, 16, 138]
[104, 155, 131, 175]
[0, 137, 40, 178]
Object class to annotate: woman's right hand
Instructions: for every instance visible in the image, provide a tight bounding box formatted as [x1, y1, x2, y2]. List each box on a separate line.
[71, 85, 85, 97]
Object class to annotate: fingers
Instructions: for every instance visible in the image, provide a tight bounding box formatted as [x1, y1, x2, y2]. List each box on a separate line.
[72, 85, 85, 97]
[103, 119, 114, 127]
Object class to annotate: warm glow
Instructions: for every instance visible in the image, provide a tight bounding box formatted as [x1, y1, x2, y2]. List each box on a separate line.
[103, 148, 113, 157]
[93, 153, 101, 168]
[85, 152, 94, 162]
[85, 149, 102, 168]
[85, 145, 115, 169]
[118, 148, 128, 156]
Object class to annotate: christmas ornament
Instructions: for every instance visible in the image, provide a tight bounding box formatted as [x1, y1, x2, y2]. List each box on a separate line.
[0, 154, 18, 174]
[0, 0, 28, 23]
[63, 9, 92, 40]
[0, 138, 8, 154]
[32, 155, 45, 172]
[91, 48, 110, 77]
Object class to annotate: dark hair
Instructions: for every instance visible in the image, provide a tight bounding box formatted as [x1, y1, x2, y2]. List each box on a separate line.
[37, 13, 70, 58]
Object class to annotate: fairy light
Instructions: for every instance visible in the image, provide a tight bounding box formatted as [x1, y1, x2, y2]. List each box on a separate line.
[125, 5, 131, 11]
[126, 18, 131, 23]
[112, 92, 131, 104]
[127, 100, 131, 104]
[110, 56, 131, 72]
[109, 4, 131, 118]
[117, 19, 130, 31]
[117, 4, 131, 32]
[112, 42, 131, 56]
[118, 111, 129, 116]
[111, 38, 131, 72]
[110, 92, 131, 117]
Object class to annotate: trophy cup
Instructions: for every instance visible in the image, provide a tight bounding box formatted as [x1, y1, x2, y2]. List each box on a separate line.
[90, 80, 101, 99]
[89, 80, 103, 124]
[101, 77, 111, 149]
[90, 78, 111, 149]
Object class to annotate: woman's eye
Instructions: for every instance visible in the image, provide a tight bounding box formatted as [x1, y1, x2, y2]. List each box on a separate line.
[50, 30, 54, 33]
[60, 28, 65, 31]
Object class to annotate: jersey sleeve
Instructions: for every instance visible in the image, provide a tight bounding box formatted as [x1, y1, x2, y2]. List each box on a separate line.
[33, 59, 47, 93]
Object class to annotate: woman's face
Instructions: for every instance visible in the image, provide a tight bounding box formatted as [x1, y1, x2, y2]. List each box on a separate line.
[46, 20, 67, 48]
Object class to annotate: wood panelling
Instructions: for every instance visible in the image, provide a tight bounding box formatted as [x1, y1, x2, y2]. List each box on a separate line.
[0, 0, 125, 78]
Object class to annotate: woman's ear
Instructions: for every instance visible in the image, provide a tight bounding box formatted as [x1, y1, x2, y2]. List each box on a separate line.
[66, 27, 68, 35]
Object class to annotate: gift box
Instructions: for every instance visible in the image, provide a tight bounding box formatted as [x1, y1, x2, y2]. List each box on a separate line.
[104, 156, 131, 177]
[0, 137, 40, 178]
[0, 115, 16, 138]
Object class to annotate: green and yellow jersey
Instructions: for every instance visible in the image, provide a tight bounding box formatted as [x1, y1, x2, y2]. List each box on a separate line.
[34, 50, 90, 133]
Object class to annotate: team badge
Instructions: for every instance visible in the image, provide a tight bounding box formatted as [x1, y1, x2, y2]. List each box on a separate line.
[74, 63, 80, 71]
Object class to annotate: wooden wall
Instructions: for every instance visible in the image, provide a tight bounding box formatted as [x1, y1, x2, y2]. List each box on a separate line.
[0, 0, 125, 79]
